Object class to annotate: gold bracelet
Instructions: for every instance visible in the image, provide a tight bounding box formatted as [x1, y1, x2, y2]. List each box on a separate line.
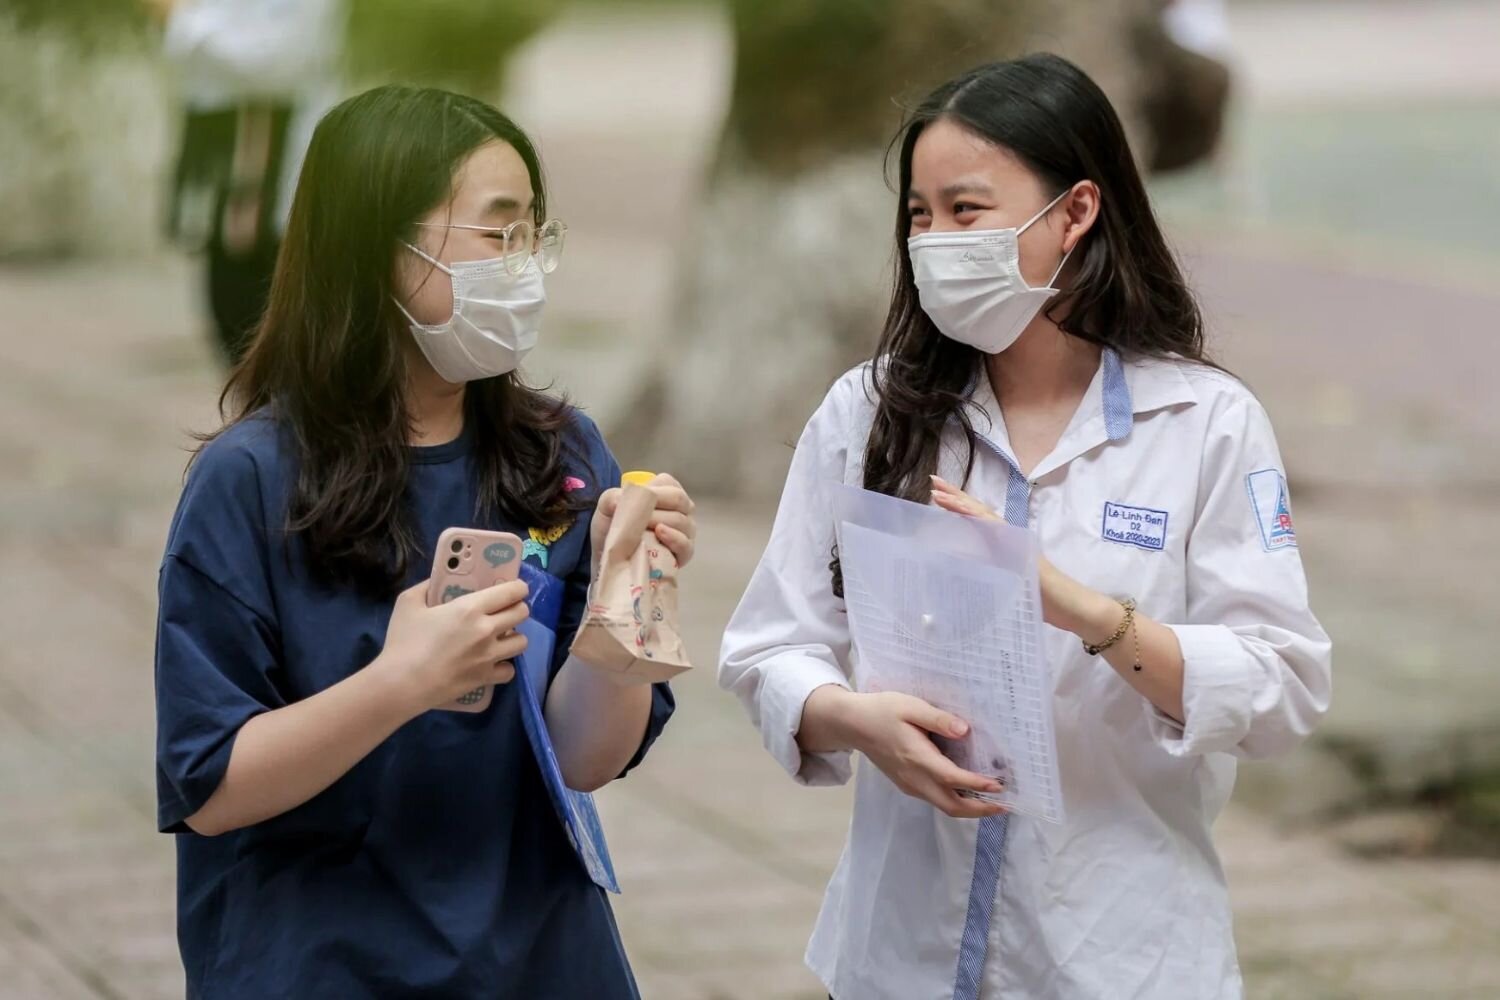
[1082, 598, 1136, 657]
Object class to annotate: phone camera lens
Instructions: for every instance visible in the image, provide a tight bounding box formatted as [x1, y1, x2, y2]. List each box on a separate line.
[450, 539, 464, 553]
[447, 556, 460, 570]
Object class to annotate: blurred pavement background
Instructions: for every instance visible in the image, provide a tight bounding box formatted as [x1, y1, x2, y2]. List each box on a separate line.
[1, 1, 1498, 998]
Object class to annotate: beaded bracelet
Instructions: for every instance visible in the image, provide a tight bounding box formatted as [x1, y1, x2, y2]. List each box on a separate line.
[1082, 598, 1143, 672]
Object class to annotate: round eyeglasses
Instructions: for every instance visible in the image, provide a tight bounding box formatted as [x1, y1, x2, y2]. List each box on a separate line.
[415, 218, 568, 275]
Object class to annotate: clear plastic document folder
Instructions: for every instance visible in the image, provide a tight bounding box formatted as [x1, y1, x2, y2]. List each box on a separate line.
[833, 483, 1064, 823]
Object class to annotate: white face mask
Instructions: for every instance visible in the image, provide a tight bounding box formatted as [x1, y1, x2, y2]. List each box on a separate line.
[908, 188, 1074, 355]
[395, 244, 546, 383]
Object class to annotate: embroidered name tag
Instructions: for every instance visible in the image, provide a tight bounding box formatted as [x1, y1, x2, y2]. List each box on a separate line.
[1246, 469, 1297, 550]
[1101, 502, 1169, 551]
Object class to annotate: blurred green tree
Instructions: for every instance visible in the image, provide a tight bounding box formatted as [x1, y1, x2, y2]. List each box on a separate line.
[0, 0, 148, 48]
[344, 0, 557, 96]
[613, 0, 1227, 498]
[0, 0, 165, 258]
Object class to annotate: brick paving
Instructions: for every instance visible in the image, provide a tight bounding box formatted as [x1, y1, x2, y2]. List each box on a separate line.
[3, 3, 1500, 998]
[3, 262, 1498, 997]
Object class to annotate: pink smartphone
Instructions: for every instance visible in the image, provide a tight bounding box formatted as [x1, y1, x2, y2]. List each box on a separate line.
[426, 528, 524, 713]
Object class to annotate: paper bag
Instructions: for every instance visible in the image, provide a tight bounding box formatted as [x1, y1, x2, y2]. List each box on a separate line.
[570, 483, 692, 684]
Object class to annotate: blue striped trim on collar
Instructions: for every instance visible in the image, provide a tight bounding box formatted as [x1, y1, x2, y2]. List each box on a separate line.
[958, 345, 1136, 447]
[1101, 348, 1133, 441]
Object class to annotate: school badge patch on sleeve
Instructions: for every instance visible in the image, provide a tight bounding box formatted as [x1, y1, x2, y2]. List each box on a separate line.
[1246, 469, 1297, 550]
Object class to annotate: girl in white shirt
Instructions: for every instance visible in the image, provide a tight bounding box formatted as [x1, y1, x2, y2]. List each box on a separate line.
[719, 53, 1331, 1000]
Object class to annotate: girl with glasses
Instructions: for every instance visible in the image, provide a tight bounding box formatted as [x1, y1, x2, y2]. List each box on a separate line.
[154, 85, 695, 998]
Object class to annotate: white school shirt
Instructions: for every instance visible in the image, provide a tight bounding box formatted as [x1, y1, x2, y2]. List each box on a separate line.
[164, 0, 343, 232]
[719, 350, 1332, 1000]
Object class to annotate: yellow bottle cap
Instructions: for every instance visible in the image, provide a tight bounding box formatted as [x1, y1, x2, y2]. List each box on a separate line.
[620, 470, 656, 487]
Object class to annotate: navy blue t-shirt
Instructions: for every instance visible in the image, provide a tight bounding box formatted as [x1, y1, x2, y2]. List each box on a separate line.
[154, 409, 673, 999]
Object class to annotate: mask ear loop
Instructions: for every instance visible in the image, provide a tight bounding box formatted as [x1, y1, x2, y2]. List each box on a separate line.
[392, 243, 457, 328]
[404, 241, 455, 276]
[1018, 187, 1072, 235]
[1044, 243, 1076, 290]
[391, 296, 430, 329]
[1018, 187, 1078, 291]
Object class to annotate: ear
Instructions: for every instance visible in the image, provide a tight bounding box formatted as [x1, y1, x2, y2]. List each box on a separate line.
[1060, 180, 1101, 254]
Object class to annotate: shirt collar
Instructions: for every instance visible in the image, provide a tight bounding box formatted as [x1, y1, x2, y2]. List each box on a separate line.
[962, 348, 1199, 479]
[1101, 347, 1134, 440]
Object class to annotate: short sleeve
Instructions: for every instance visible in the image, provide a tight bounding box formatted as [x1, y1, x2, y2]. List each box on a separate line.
[1153, 392, 1333, 759]
[156, 556, 284, 832]
[155, 425, 285, 833]
[554, 411, 674, 777]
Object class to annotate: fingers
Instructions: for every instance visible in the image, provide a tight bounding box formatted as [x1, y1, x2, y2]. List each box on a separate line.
[647, 510, 697, 565]
[927, 755, 1005, 796]
[933, 493, 999, 521]
[647, 510, 695, 537]
[398, 579, 429, 607]
[488, 596, 531, 634]
[930, 492, 967, 513]
[898, 697, 971, 740]
[905, 751, 1006, 818]
[653, 524, 694, 567]
[932, 490, 998, 521]
[616, 474, 693, 515]
[492, 630, 528, 663]
[889, 698, 1007, 814]
[595, 488, 621, 519]
[928, 784, 1006, 819]
[463, 578, 529, 614]
[895, 756, 1004, 818]
[648, 483, 694, 515]
[897, 725, 1002, 796]
[929, 475, 1001, 521]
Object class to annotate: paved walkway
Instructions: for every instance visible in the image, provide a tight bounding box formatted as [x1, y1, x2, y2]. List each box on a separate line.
[2, 253, 1500, 1000]
[2, 2, 1499, 998]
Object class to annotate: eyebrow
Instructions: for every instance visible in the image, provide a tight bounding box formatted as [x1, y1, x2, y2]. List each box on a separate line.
[907, 180, 996, 201]
[479, 194, 531, 216]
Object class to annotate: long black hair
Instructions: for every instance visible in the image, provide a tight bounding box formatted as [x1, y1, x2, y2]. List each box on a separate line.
[199, 85, 581, 590]
[864, 53, 1208, 506]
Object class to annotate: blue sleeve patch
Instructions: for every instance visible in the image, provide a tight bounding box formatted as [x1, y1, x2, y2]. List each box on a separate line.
[1246, 469, 1297, 550]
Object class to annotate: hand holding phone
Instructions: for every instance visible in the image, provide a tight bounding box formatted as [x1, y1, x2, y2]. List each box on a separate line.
[424, 529, 526, 713]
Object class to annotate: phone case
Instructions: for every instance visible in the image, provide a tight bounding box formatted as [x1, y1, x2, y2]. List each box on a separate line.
[427, 528, 524, 713]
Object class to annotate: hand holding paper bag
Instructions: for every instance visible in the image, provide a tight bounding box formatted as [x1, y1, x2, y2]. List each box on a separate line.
[571, 480, 692, 684]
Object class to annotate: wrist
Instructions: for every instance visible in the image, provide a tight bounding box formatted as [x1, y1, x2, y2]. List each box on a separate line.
[562, 653, 655, 698]
[803, 684, 864, 754]
[1055, 585, 1122, 641]
[364, 651, 428, 722]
